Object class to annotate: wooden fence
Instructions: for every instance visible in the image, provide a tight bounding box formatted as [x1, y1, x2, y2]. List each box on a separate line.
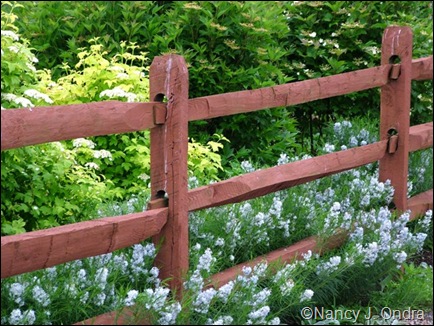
[1, 26, 433, 325]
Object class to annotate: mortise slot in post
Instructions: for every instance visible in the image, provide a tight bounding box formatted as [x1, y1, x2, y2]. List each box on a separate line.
[388, 56, 401, 80]
[147, 190, 169, 210]
[153, 94, 168, 125]
[156, 190, 168, 199]
[387, 128, 399, 154]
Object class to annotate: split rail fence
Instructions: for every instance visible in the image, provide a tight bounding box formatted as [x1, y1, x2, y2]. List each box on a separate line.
[1, 26, 433, 324]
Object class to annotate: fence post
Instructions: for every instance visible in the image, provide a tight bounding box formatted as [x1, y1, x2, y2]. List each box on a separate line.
[379, 26, 413, 212]
[148, 55, 189, 296]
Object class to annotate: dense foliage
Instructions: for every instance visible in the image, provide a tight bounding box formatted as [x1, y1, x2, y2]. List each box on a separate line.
[1, 2, 227, 234]
[1, 1, 432, 324]
[1, 116, 432, 324]
[1, 0, 433, 227]
[1, 2, 111, 234]
[9, 1, 433, 161]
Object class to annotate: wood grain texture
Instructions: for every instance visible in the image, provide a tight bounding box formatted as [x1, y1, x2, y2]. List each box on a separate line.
[149, 55, 189, 295]
[188, 65, 391, 121]
[188, 140, 389, 211]
[205, 230, 348, 290]
[1, 101, 165, 150]
[408, 189, 433, 221]
[411, 56, 433, 81]
[379, 26, 413, 212]
[1, 208, 168, 279]
[2, 57, 430, 153]
[409, 122, 433, 152]
[74, 307, 148, 325]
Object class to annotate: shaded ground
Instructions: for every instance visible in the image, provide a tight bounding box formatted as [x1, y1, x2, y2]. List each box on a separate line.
[410, 249, 433, 267]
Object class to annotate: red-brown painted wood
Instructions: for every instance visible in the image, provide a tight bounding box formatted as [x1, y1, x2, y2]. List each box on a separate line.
[409, 122, 433, 152]
[2, 57, 430, 152]
[75, 307, 149, 325]
[205, 230, 348, 290]
[1, 101, 164, 151]
[187, 65, 391, 121]
[186, 120, 430, 215]
[408, 189, 433, 220]
[379, 26, 413, 212]
[149, 55, 189, 296]
[411, 56, 433, 81]
[75, 230, 347, 325]
[1, 208, 168, 279]
[188, 139, 389, 211]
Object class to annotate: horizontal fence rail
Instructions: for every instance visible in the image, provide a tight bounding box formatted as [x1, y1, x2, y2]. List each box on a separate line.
[188, 123, 433, 212]
[1, 101, 166, 150]
[188, 56, 433, 122]
[407, 189, 434, 220]
[188, 64, 392, 121]
[1, 26, 432, 326]
[1, 208, 168, 278]
[2, 57, 431, 151]
[411, 56, 434, 80]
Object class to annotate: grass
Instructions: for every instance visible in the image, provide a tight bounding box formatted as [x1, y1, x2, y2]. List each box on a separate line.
[1, 116, 433, 325]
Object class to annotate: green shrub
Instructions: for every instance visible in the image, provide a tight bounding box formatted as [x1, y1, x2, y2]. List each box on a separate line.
[151, 1, 301, 165]
[36, 39, 228, 196]
[1, 143, 111, 235]
[8, 1, 433, 163]
[282, 1, 433, 152]
[11, 1, 167, 79]
[1, 2, 112, 235]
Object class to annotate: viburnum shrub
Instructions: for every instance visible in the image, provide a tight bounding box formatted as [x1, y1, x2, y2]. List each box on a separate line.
[36, 38, 228, 197]
[1, 2, 111, 235]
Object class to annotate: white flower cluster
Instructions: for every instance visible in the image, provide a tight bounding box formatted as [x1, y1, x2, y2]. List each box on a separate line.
[72, 138, 96, 149]
[300, 289, 314, 302]
[8, 309, 36, 325]
[216, 281, 235, 303]
[158, 302, 182, 325]
[2, 93, 34, 108]
[348, 207, 428, 269]
[100, 86, 138, 102]
[316, 256, 342, 275]
[130, 243, 157, 281]
[1, 29, 20, 41]
[206, 315, 234, 325]
[241, 160, 255, 173]
[198, 248, 216, 272]
[124, 290, 139, 306]
[143, 287, 170, 311]
[85, 162, 99, 170]
[323, 143, 335, 153]
[93, 149, 112, 160]
[32, 285, 50, 307]
[277, 153, 289, 165]
[23, 89, 53, 104]
[194, 288, 217, 314]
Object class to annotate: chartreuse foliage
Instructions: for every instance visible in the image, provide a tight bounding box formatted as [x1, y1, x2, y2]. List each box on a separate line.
[10, 1, 433, 163]
[1, 2, 228, 234]
[1, 2, 112, 235]
[35, 39, 153, 199]
[36, 38, 228, 195]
